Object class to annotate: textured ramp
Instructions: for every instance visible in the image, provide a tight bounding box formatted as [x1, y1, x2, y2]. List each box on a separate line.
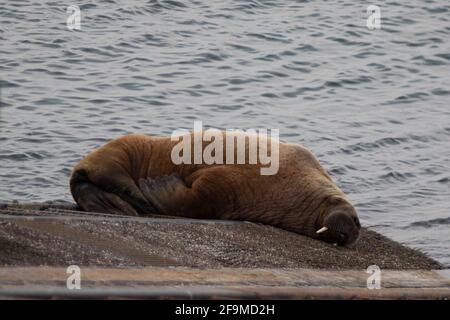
[0, 204, 442, 269]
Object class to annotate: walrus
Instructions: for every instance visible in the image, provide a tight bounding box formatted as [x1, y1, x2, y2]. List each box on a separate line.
[70, 132, 361, 246]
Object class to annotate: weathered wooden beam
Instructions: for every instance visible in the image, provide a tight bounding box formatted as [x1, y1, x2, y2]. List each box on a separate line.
[0, 267, 448, 299]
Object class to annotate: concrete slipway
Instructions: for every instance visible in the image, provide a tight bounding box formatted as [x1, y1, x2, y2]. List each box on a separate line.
[0, 202, 448, 299]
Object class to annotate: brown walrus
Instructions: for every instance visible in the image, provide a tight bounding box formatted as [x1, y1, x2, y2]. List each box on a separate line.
[70, 132, 361, 246]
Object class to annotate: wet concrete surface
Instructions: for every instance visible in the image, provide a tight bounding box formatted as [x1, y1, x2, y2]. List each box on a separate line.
[0, 202, 442, 270]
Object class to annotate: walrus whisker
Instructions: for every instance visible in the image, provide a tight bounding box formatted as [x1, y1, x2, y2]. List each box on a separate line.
[316, 227, 328, 234]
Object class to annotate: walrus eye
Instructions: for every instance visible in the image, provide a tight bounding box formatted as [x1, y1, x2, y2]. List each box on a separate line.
[328, 196, 345, 206]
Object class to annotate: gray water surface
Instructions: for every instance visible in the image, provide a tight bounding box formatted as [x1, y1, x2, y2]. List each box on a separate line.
[0, 0, 449, 266]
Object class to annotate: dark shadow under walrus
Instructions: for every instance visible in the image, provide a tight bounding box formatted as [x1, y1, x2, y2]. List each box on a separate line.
[70, 132, 361, 247]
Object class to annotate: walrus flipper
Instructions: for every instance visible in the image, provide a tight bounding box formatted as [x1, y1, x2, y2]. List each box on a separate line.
[138, 174, 187, 213]
[71, 171, 139, 216]
[86, 189, 139, 216]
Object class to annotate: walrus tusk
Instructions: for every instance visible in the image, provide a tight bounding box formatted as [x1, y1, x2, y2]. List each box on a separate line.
[316, 227, 328, 234]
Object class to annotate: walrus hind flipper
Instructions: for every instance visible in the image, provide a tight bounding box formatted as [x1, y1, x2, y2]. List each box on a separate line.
[138, 174, 188, 214]
[72, 180, 139, 216]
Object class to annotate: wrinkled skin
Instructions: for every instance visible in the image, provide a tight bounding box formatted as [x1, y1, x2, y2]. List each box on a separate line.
[71, 133, 361, 247]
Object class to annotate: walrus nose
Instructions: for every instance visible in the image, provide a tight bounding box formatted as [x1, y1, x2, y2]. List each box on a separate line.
[316, 211, 360, 247]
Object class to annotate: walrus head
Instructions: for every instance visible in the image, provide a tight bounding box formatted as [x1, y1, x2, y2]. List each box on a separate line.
[315, 197, 361, 247]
